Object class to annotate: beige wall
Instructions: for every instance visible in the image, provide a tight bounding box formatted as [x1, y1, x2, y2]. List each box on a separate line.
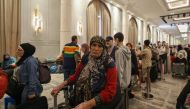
[106, 3, 123, 36]
[20, 0, 174, 59]
[60, 0, 89, 52]
[60, 0, 123, 53]
[21, 0, 61, 59]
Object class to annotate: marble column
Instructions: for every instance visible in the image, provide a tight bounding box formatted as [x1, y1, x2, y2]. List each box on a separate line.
[188, 32, 190, 44]
[60, 0, 72, 53]
[122, 9, 128, 44]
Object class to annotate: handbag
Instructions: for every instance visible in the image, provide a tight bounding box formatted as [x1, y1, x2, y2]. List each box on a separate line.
[6, 76, 24, 105]
[38, 64, 51, 84]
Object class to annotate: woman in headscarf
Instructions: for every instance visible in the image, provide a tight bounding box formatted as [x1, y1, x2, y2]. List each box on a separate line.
[51, 36, 121, 109]
[16, 43, 43, 103]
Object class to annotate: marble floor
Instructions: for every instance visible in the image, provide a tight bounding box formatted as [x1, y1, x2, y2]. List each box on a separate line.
[0, 73, 187, 109]
[129, 74, 187, 109]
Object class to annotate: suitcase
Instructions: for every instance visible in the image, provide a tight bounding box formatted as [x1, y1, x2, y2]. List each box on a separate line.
[150, 62, 158, 82]
[16, 96, 48, 109]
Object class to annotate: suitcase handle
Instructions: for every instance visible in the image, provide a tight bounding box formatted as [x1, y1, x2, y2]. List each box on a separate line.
[53, 94, 58, 109]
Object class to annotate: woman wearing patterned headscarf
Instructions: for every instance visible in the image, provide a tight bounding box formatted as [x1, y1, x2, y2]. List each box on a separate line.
[51, 36, 121, 109]
[16, 43, 43, 104]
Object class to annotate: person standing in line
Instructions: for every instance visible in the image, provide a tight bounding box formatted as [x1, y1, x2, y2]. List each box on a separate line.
[139, 40, 152, 98]
[51, 36, 121, 109]
[126, 43, 138, 99]
[62, 35, 81, 80]
[114, 32, 131, 108]
[81, 43, 90, 58]
[105, 36, 118, 61]
[159, 41, 167, 80]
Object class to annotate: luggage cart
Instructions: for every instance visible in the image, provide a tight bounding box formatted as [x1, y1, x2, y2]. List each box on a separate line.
[50, 86, 72, 109]
[172, 63, 187, 78]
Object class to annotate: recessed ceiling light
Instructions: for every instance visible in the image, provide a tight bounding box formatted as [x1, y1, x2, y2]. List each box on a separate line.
[166, 0, 178, 3]
[177, 24, 189, 33]
[181, 33, 187, 37]
[173, 16, 190, 21]
[165, 0, 189, 9]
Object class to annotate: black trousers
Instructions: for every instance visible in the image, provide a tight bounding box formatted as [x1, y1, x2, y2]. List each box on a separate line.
[176, 80, 190, 109]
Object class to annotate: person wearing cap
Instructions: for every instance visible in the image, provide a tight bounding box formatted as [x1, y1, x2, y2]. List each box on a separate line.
[16, 43, 43, 103]
[105, 36, 118, 61]
[51, 36, 121, 109]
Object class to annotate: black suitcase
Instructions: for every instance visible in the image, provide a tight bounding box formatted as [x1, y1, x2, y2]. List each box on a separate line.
[16, 96, 48, 109]
[150, 62, 158, 82]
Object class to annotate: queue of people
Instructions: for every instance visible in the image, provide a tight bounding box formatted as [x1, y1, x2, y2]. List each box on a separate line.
[1, 32, 190, 109]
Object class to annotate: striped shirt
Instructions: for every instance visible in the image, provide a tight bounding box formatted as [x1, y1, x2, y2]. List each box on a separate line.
[63, 42, 80, 69]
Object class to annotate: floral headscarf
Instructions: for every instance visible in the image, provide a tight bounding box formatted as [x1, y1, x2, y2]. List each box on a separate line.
[75, 36, 113, 103]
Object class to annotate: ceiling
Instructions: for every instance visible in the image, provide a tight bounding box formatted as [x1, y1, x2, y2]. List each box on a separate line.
[113, 0, 190, 37]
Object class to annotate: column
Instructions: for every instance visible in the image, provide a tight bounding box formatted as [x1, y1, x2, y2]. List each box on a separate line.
[60, 0, 72, 52]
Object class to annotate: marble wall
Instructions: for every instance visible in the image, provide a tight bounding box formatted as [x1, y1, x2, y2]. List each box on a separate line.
[60, 0, 123, 52]
[20, 0, 180, 59]
[21, 0, 60, 59]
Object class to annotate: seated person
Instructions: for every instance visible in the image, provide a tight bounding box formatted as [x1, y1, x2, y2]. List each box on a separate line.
[51, 36, 121, 109]
[2, 54, 16, 70]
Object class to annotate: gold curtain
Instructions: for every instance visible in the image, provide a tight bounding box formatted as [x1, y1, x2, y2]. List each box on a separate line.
[0, 0, 21, 61]
[128, 18, 138, 45]
[102, 6, 111, 37]
[87, 0, 111, 43]
[87, 1, 98, 43]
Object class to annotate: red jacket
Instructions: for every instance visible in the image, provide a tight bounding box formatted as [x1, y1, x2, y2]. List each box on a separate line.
[0, 69, 8, 99]
[68, 62, 117, 103]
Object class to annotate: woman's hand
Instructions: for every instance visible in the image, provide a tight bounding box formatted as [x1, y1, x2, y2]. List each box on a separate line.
[74, 101, 92, 109]
[51, 85, 61, 96]
[74, 99, 96, 109]
[51, 80, 68, 96]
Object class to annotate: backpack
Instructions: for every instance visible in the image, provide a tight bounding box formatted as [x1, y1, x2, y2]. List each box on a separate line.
[151, 48, 159, 61]
[38, 63, 51, 84]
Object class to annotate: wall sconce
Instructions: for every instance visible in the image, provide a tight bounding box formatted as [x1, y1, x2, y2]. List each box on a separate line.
[32, 8, 43, 35]
[113, 28, 117, 34]
[77, 21, 83, 36]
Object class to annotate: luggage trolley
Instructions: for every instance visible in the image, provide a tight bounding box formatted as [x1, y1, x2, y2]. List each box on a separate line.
[51, 86, 72, 109]
[172, 62, 187, 78]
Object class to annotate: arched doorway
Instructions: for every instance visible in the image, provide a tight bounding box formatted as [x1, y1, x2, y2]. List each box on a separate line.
[87, 0, 111, 42]
[147, 25, 151, 40]
[128, 17, 138, 45]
